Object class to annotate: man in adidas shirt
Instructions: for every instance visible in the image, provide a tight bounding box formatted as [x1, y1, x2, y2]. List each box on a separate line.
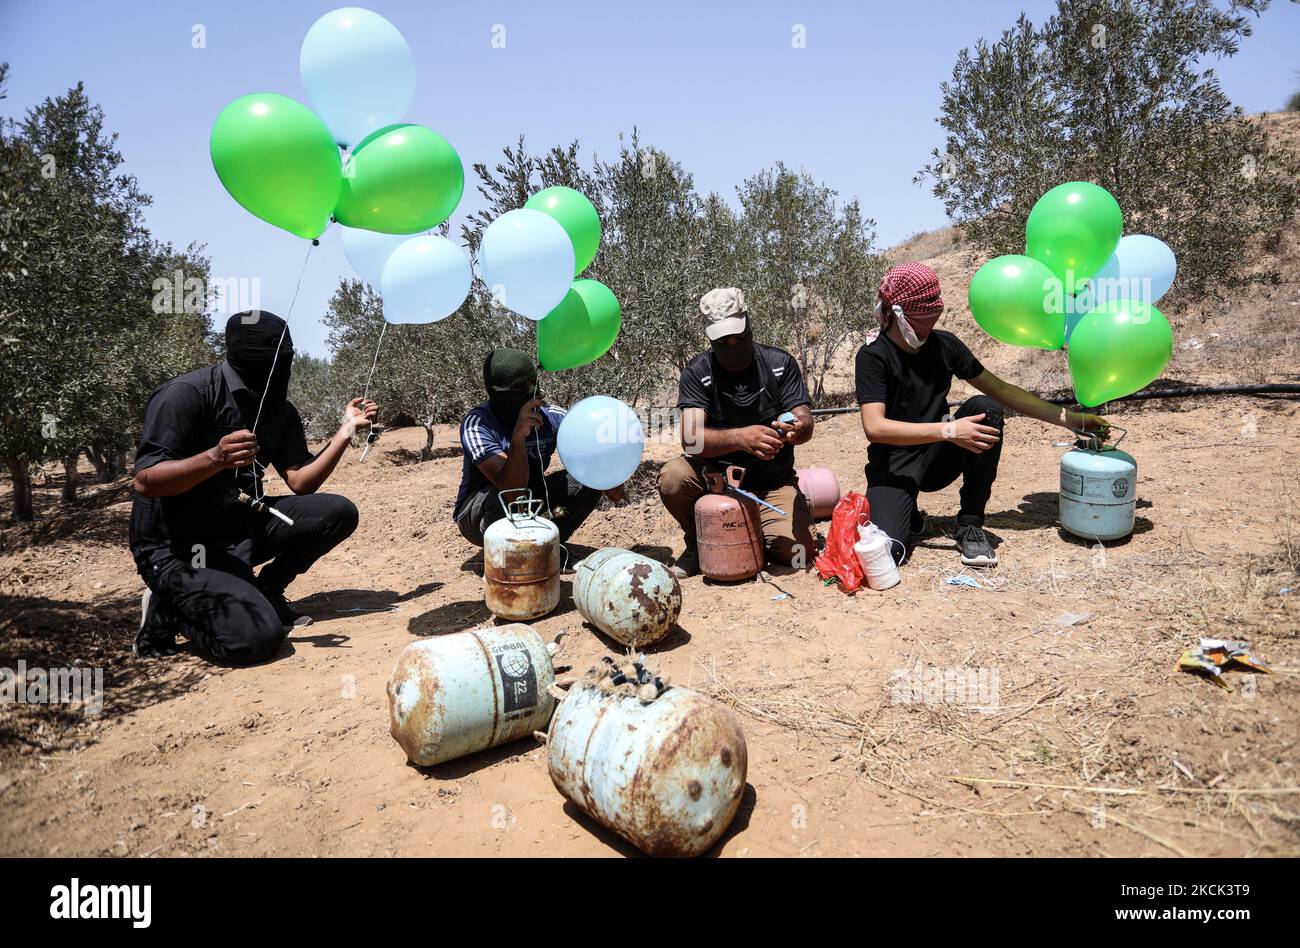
[658, 288, 815, 578]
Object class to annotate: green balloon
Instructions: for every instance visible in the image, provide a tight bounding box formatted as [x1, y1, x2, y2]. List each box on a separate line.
[1025, 181, 1122, 292]
[210, 93, 342, 239]
[1067, 299, 1172, 406]
[525, 186, 601, 275]
[537, 279, 622, 371]
[334, 124, 464, 234]
[968, 254, 1064, 350]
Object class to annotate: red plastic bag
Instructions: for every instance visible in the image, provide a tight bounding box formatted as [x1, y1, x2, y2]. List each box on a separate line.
[815, 491, 871, 592]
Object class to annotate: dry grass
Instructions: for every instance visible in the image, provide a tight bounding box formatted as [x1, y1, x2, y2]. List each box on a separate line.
[692, 501, 1300, 854]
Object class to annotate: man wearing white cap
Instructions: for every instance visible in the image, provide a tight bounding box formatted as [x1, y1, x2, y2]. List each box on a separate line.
[657, 288, 815, 578]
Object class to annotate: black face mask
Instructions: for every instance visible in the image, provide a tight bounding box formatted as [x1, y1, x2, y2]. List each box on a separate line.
[710, 326, 755, 373]
[482, 348, 540, 428]
[488, 388, 538, 427]
[226, 311, 294, 407]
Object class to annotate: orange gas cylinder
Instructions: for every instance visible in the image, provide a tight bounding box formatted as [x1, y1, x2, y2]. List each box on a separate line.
[694, 465, 765, 582]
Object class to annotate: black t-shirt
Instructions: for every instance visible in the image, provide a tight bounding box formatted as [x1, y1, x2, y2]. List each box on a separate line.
[129, 362, 314, 563]
[677, 344, 811, 489]
[855, 330, 985, 483]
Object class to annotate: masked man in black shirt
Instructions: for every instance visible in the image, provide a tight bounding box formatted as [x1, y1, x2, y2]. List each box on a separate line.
[129, 311, 378, 664]
[658, 288, 815, 578]
[856, 262, 1109, 569]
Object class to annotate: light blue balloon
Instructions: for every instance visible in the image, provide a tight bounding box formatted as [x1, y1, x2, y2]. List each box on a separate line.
[556, 396, 644, 491]
[1061, 293, 1089, 345]
[1076, 234, 1177, 313]
[477, 209, 575, 321]
[341, 226, 412, 286]
[300, 7, 415, 149]
[380, 235, 471, 324]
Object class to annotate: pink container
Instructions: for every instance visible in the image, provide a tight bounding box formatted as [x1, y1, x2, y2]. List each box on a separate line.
[797, 467, 841, 520]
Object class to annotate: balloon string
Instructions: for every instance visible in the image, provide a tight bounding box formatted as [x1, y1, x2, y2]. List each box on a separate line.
[246, 234, 320, 502]
[530, 376, 569, 567]
[361, 321, 387, 403]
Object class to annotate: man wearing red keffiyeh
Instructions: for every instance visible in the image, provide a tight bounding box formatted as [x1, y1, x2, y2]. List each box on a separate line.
[855, 262, 1109, 570]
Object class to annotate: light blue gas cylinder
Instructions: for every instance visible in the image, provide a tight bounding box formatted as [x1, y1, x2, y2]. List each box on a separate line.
[1059, 428, 1137, 541]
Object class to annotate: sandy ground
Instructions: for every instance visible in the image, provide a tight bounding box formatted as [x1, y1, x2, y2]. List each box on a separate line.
[2, 393, 1298, 857]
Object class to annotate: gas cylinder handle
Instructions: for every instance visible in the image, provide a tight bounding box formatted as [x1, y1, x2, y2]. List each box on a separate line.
[1070, 424, 1126, 451]
[498, 488, 543, 523]
[724, 464, 746, 490]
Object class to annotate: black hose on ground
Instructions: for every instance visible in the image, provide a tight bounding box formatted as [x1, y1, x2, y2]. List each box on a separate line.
[809, 382, 1300, 416]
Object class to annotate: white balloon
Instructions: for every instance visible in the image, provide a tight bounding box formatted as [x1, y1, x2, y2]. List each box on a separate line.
[300, 7, 415, 149]
[556, 396, 644, 490]
[380, 236, 471, 324]
[477, 209, 575, 321]
[341, 226, 412, 286]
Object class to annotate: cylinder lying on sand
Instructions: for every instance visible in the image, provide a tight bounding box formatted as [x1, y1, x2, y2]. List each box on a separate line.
[547, 665, 748, 857]
[387, 624, 556, 766]
[573, 547, 683, 648]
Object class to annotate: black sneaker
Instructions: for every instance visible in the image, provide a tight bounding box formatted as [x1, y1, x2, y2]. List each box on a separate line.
[134, 588, 180, 658]
[669, 547, 700, 579]
[909, 509, 927, 538]
[258, 584, 314, 633]
[955, 523, 998, 567]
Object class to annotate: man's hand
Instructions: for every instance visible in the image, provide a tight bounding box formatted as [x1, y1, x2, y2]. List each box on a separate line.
[208, 429, 259, 469]
[512, 398, 544, 442]
[738, 424, 786, 461]
[1067, 410, 1111, 438]
[769, 418, 796, 441]
[944, 414, 1001, 454]
[343, 398, 379, 437]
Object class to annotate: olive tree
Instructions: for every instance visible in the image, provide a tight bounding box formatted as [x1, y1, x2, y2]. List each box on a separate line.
[917, 0, 1300, 300]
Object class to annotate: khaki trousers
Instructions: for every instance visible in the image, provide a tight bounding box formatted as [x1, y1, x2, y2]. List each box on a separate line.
[656, 455, 815, 568]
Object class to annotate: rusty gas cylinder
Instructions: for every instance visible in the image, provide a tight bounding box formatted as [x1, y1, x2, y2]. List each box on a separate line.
[483, 491, 561, 621]
[547, 674, 748, 857]
[694, 465, 765, 582]
[387, 623, 557, 766]
[573, 548, 682, 648]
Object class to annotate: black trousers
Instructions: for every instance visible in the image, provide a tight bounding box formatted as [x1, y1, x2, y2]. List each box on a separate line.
[866, 395, 1004, 564]
[455, 472, 602, 546]
[136, 493, 359, 665]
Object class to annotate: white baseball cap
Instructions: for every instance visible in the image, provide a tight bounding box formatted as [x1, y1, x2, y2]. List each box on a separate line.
[700, 287, 748, 341]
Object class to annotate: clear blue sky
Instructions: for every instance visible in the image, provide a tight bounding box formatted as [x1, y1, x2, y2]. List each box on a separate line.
[3, 0, 1297, 355]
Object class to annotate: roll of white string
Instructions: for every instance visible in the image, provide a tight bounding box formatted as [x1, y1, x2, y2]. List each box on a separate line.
[854, 522, 902, 591]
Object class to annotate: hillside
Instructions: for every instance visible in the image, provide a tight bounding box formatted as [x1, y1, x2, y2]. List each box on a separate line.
[822, 111, 1300, 405]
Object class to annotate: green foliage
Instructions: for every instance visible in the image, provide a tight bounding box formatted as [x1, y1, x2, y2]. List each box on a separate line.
[323, 279, 514, 459]
[286, 352, 344, 441]
[735, 163, 886, 403]
[917, 0, 1300, 300]
[327, 133, 883, 435]
[0, 74, 216, 518]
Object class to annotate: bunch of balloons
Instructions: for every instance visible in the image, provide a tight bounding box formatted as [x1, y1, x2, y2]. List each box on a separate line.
[967, 182, 1176, 407]
[209, 8, 636, 486]
[210, 7, 470, 324]
[477, 187, 622, 373]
